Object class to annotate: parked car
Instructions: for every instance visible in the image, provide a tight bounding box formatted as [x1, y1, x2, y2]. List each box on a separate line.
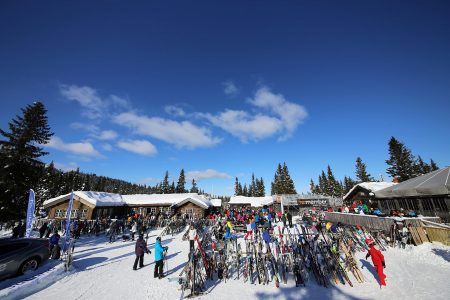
[0, 238, 50, 280]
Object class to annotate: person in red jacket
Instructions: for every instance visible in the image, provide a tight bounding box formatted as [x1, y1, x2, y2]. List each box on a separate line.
[365, 239, 386, 287]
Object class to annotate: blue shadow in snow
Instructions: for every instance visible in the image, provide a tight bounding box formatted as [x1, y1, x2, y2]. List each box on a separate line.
[74, 256, 108, 271]
[432, 248, 450, 262]
[360, 259, 378, 281]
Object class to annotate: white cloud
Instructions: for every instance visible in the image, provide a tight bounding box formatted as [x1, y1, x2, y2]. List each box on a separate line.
[70, 122, 99, 133]
[70, 123, 117, 141]
[117, 139, 157, 156]
[186, 169, 231, 181]
[52, 162, 78, 172]
[248, 86, 308, 140]
[223, 81, 239, 96]
[97, 130, 118, 140]
[60, 85, 105, 119]
[46, 136, 102, 157]
[165, 105, 186, 117]
[60, 84, 131, 119]
[200, 86, 307, 142]
[109, 94, 130, 110]
[101, 143, 113, 151]
[200, 109, 282, 142]
[113, 112, 222, 149]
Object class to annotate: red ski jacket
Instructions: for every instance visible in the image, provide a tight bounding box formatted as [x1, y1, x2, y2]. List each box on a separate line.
[366, 245, 384, 266]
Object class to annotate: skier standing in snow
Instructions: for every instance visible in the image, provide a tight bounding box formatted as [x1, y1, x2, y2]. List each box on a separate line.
[130, 222, 137, 241]
[133, 234, 149, 270]
[188, 224, 197, 253]
[365, 239, 386, 287]
[244, 218, 253, 240]
[154, 237, 168, 278]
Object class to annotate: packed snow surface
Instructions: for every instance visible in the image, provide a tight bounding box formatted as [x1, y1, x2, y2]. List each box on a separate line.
[1, 227, 449, 300]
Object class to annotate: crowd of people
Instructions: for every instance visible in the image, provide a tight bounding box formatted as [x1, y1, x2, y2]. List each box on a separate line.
[2, 203, 400, 289]
[324, 201, 418, 219]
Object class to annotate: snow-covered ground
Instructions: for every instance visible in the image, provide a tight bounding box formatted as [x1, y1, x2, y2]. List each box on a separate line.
[1, 227, 449, 300]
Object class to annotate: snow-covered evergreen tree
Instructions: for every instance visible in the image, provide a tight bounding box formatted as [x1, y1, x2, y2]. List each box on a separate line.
[256, 177, 265, 196]
[190, 179, 199, 193]
[282, 163, 297, 194]
[243, 184, 248, 197]
[415, 156, 431, 175]
[430, 159, 439, 171]
[234, 177, 240, 196]
[250, 173, 256, 196]
[318, 170, 327, 195]
[386, 137, 417, 182]
[355, 157, 374, 182]
[176, 169, 187, 193]
[326, 165, 340, 197]
[0, 102, 53, 221]
[161, 171, 170, 194]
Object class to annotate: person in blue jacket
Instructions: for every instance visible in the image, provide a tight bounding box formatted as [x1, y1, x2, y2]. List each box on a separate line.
[154, 236, 168, 279]
[254, 214, 260, 225]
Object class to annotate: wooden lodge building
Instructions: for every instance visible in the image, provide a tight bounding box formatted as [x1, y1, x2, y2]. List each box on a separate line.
[43, 192, 212, 220]
[343, 182, 397, 206]
[374, 167, 450, 222]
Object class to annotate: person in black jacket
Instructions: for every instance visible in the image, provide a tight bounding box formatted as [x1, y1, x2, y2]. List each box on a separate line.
[133, 234, 150, 270]
[287, 212, 293, 228]
[39, 222, 48, 238]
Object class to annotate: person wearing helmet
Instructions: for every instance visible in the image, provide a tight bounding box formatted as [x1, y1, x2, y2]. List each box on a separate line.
[365, 239, 386, 287]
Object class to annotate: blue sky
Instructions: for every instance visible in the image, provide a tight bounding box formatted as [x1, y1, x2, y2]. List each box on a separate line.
[1, 1, 449, 196]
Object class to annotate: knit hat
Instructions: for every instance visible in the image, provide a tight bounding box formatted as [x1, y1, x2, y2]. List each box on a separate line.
[365, 239, 374, 246]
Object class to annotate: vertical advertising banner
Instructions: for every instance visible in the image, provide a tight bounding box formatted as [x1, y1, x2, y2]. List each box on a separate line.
[64, 191, 74, 251]
[25, 189, 35, 238]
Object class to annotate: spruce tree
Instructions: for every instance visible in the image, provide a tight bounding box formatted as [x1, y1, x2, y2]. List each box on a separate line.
[234, 177, 240, 196]
[250, 173, 256, 197]
[161, 171, 170, 194]
[0, 102, 53, 221]
[415, 156, 431, 175]
[176, 169, 187, 193]
[190, 179, 199, 193]
[343, 176, 356, 195]
[355, 157, 374, 182]
[255, 177, 265, 197]
[326, 165, 339, 197]
[318, 171, 328, 195]
[243, 184, 248, 197]
[430, 159, 439, 171]
[282, 163, 297, 194]
[386, 137, 417, 182]
[309, 179, 316, 194]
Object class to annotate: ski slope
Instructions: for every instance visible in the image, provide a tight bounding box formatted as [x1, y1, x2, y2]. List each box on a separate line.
[1, 227, 449, 300]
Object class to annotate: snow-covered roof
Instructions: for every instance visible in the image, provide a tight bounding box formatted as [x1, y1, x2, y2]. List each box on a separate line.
[210, 199, 222, 207]
[121, 193, 210, 209]
[228, 196, 274, 207]
[43, 191, 125, 208]
[43, 192, 212, 209]
[343, 182, 397, 200]
[375, 167, 450, 198]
